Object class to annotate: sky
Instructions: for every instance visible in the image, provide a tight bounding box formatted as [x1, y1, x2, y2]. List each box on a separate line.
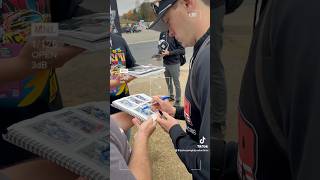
[117, 0, 152, 16]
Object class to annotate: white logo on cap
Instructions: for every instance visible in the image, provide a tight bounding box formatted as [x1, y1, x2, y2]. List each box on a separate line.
[159, 4, 173, 14]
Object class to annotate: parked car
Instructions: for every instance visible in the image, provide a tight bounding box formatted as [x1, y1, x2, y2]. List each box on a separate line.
[121, 26, 131, 33]
[132, 25, 142, 33]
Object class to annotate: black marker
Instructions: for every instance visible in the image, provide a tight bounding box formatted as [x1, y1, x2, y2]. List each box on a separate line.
[158, 110, 167, 120]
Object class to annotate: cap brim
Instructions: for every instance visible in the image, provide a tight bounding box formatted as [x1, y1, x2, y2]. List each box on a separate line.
[148, 3, 173, 32]
[148, 17, 169, 32]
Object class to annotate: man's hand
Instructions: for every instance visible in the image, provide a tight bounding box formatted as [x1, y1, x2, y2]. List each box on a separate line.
[160, 50, 170, 57]
[151, 96, 176, 116]
[157, 111, 179, 133]
[18, 37, 84, 71]
[129, 118, 156, 180]
[126, 75, 136, 83]
[132, 117, 156, 140]
[111, 112, 134, 132]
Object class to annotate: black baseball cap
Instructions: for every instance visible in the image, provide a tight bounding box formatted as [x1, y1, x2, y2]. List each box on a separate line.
[148, 0, 178, 32]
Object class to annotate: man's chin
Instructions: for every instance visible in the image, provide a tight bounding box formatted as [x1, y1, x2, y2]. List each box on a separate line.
[181, 41, 193, 48]
[177, 39, 188, 47]
[176, 36, 193, 47]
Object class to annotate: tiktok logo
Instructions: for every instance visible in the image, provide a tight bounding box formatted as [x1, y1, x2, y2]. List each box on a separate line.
[197, 136, 208, 149]
[200, 136, 206, 144]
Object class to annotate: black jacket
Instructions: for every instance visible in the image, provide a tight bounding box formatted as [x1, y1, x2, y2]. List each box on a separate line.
[50, 0, 93, 22]
[171, 31, 210, 179]
[238, 0, 320, 179]
[216, 0, 320, 179]
[213, 0, 226, 8]
[110, 33, 136, 69]
[159, 32, 185, 65]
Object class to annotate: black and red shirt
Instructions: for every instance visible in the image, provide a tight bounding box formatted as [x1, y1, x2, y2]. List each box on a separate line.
[169, 30, 211, 179]
[237, 0, 320, 179]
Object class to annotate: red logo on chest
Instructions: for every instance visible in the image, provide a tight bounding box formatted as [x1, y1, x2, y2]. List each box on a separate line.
[184, 97, 193, 126]
[238, 109, 258, 180]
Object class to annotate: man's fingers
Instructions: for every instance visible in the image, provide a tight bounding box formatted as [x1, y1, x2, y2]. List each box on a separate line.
[162, 111, 171, 119]
[150, 113, 158, 122]
[151, 96, 162, 110]
[145, 117, 153, 123]
[145, 117, 157, 127]
[157, 118, 167, 132]
[151, 105, 158, 112]
[153, 119, 157, 126]
[152, 96, 162, 103]
[157, 116, 166, 126]
[132, 118, 141, 127]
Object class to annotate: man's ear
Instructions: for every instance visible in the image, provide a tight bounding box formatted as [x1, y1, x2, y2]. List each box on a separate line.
[183, 0, 197, 12]
[183, 0, 199, 18]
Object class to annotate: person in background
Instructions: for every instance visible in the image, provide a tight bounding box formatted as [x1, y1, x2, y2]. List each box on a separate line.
[109, 33, 136, 115]
[159, 30, 185, 106]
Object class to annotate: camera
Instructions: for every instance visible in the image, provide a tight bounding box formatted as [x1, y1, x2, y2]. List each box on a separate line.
[158, 39, 169, 53]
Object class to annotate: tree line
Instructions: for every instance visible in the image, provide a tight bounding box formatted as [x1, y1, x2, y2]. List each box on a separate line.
[121, 2, 156, 22]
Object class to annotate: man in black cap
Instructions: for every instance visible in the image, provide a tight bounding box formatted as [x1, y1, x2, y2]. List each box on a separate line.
[149, 0, 210, 179]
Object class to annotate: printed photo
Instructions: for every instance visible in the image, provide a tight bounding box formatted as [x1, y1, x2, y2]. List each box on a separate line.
[118, 99, 137, 108]
[134, 104, 155, 117]
[62, 115, 105, 135]
[127, 96, 144, 105]
[53, 111, 105, 134]
[134, 94, 151, 102]
[79, 105, 108, 122]
[29, 119, 84, 145]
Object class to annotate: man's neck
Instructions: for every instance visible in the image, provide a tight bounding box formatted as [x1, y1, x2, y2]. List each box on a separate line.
[195, 8, 210, 42]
